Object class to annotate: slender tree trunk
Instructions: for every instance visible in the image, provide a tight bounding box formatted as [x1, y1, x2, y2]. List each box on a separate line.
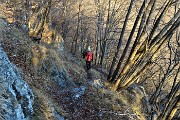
[108, 0, 135, 81]
[109, 0, 180, 90]
[166, 98, 179, 120]
[100, 0, 111, 67]
[148, 0, 172, 44]
[95, 30, 99, 65]
[110, 0, 146, 82]
[72, 2, 81, 54]
[158, 94, 180, 120]
[95, 0, 103, 65]
[113, 15, 180, 90]
[120, 0, 156, 77]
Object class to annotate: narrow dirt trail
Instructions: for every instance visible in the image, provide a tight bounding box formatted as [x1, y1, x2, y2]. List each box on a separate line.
[86, 65, 108, 83]
[86, 70, 92, 80]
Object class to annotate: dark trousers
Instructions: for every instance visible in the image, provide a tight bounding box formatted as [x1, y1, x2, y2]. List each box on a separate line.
[86, 61, 91, 70]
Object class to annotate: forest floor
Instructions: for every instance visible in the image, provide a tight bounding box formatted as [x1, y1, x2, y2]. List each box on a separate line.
[0, 18, 144, 120]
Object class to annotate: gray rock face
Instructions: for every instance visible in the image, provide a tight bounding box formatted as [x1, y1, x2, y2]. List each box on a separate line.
[0, 47, 34, 120]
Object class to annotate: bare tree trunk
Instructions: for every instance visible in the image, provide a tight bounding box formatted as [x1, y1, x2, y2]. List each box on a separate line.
[100, 0, 111, 67]
[166, 97, 179, 120]
[150, 37, 179, 104]
[61, 1, 70, 40]
[119, 0, 156, 79]
[110, 0, 180, 90]
[80, 23, 88, 55]
[95, 0, 103, 65]
[159, 94, 180, 120]
[108, 0, 135, 81]
[110, 0, 146, 82]
[113, 16, 180, 91]
[95, 30, 99, 65]
[72, 1, 82, 54]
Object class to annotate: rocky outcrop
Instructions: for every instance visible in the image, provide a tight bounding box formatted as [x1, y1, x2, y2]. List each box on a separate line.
[0, 47, 34, 120]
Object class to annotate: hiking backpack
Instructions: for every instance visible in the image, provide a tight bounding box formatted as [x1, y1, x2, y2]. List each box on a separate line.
[85, 51, 93, 61]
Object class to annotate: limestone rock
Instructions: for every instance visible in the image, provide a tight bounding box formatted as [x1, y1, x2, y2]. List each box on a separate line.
[0, 47, 34, 120]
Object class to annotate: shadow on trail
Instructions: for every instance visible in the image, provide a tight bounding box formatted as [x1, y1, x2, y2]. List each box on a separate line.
[84, 64, 108, 82]
[92, 66, 108, 77]
[86, 70, 92, 80]
[83, 65, 92, 80]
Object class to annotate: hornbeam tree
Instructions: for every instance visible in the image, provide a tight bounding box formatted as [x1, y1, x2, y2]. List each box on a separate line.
[107, 0, 180, 91]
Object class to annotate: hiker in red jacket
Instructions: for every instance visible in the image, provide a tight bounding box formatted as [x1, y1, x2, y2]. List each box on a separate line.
[85, 46, 93, 70]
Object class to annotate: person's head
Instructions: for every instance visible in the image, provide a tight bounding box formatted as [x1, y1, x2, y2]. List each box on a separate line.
[87, 46, 91, 51]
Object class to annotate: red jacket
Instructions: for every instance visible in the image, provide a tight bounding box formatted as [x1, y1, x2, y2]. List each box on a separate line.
[85, 51, 93, 61]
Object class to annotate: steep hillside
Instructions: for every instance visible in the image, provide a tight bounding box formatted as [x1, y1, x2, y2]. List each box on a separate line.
[0, 46, 34, 120]
[0, 19, 34, 120]
[0, 18, 146, 120]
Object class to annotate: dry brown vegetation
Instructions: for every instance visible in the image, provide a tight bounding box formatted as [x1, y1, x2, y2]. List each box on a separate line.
[0, 0, 179, 119]
[0, 20, 144, 120]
